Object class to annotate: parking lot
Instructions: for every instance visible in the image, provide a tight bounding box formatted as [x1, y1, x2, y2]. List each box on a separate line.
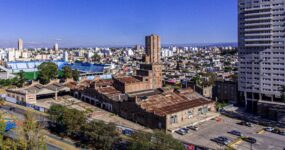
[234, 131, 285, 150]
[172, 115, 285, 150]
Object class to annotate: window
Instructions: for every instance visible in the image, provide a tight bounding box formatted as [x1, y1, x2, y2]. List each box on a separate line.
[188, 111, 193, 118]
[170, 115, 177, 124]
[198, 108, 203, 115]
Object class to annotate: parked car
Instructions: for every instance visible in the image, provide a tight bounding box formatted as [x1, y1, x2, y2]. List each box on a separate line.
[181, 128, 189, 133]
[238, 121, 253, 127]
[228, 130, 243, 137]
[211, 138, 227, 145]
[264, 127, 274, 132]
[122, 129, 134, 136]
[187, 126, 199, 131]
[243, 137, 256, 144]
[211, 136, 231, 145]
[272, 128, 281, 134]
[175, 129, 187, 135]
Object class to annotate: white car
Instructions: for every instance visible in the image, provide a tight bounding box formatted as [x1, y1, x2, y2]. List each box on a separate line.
[264, 127, 274, 132]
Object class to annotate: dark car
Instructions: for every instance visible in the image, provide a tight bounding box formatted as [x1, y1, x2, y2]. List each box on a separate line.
[243, 137, 256, 144]
[187, 126, 199, 131]
[272, 128, 281, 134]
[175, 129, 187, 135]
[122, 129, 134, 136]
[238, 121, 253, 127]
[228, 130, 243, 137]
[211, 136, 231, 145]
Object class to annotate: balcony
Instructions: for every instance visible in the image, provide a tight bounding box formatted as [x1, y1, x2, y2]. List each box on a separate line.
[245, 43, 272, 47]
[245, 11, 272, 17]
[244, 22, 272, 27]
[244, 27, 271, 32]
[244, 38, 272, 42]
[244, 32, 272, 36]
[245, 17, 272, 22]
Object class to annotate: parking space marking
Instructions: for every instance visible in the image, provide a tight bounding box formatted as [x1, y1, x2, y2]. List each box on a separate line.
[257, 129, 264, 134]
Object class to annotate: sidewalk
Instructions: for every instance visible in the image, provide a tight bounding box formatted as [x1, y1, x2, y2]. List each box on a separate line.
[4, 101, 48, 117]
[44, 130, 80, 150]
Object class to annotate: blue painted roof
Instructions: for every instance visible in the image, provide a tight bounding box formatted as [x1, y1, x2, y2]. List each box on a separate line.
[6, 60, 68, 72]
[67, 63, 109, 73]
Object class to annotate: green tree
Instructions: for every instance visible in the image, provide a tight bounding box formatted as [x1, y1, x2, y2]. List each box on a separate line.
[128, 130, 184, 150]
[0, 114, 6, 149]
[224, 66, 232, 72]
[38, 62, 58, 84]
[128, 131, 153, 150]
[92, 53, 101, 63]
[48, 105, 66, 135]
[0, 111, 46, 150]
[18, 111, 47, 150]
[17, 70, 26, 87]
[62, 66, 72, 79]
[48, 105, 86, 138]
[81, 121, 120, 149]
[72, 69, 80, 81]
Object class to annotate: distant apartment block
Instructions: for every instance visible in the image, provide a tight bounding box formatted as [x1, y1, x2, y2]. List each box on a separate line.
[18, 38, 23, 50]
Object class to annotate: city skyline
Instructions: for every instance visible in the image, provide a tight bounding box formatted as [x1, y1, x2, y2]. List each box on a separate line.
[0, 0, 237, 48]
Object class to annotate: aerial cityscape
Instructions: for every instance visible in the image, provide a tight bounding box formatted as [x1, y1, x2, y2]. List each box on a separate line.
[0, 0, 284, 150]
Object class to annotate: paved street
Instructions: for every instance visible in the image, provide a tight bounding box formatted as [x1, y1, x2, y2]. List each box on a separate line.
[172, 115, 285, 150]
[0, 104, 79, 150]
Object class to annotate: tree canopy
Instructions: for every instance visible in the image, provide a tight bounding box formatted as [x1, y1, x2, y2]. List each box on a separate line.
[0, 111, 46, 150]
[80, 121, 120, 149]
[128, 130, 184, 150]
[62, 66, 73, 79]
[72, 69, 80, 81]
[48, 104, 86, 138]
[37, 62, 58, 84]
[92, 53, 101, 63]
[48, 105, 120, 149]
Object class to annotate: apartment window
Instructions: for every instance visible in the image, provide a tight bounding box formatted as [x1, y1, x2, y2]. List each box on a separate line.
[198, 108, 203, 115]
[202, 107, 208, 114]
[188, 111, 193, 118]
[170, 115, 177, 124]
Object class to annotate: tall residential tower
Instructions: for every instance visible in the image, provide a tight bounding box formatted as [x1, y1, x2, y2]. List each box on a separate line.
[18, 38, 23, 50]
[238, 0, 285, 121]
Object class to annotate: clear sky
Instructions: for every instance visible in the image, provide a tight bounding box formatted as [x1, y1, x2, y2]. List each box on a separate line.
[0, 0, 237, 48]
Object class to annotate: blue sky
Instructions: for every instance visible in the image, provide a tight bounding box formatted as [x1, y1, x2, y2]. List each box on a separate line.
[0, 0, 237, 47]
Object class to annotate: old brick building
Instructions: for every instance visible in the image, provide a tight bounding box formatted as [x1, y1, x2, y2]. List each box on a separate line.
[71, 35, 217, 130]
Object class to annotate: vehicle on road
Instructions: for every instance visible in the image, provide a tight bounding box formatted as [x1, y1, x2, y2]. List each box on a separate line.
[238, 121, 253, 127]
[264, 127, 274, 132]
[187, 126, 198, 131]
[228, 130, 243, 137]
[243, 137, 256, 144]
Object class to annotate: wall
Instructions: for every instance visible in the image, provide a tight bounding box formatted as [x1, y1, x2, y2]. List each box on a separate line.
[165, 103, 215, 130]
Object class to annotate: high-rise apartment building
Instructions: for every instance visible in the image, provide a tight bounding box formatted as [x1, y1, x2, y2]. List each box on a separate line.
[54, 43, 59, 52]
[238, 0, 285, 121]
[18, 38, 23, 50]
